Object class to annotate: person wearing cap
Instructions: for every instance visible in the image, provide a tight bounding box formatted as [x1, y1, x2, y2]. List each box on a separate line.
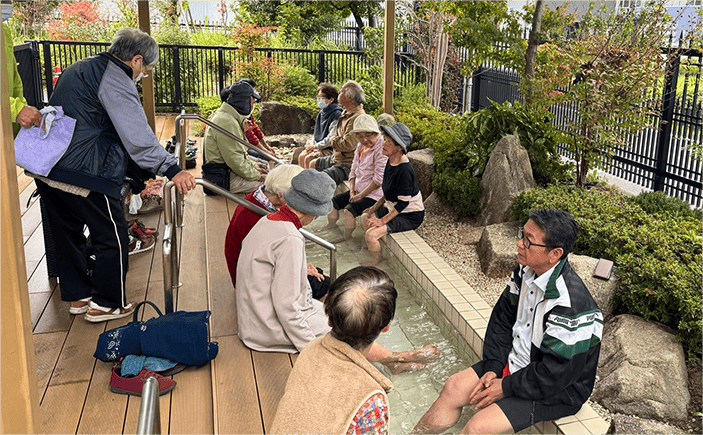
[224, 164, 331, 301]
[235, 169, 338, 353]
[298, 82, 343, 169]
[361, 122, 425, 266]
[202, 81, 266, 194]
[309, 80, 366, 185]
[237, 78, 278, 160]
[327, 114, 388, 243]
[236, 170, 440, 371]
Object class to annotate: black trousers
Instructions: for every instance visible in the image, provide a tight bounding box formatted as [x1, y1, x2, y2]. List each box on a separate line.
[36, 180, 129, 308]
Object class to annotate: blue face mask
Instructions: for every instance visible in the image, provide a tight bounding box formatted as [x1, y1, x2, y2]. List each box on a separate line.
[317, 98, 328, 110]
[1, 4, 13, 22]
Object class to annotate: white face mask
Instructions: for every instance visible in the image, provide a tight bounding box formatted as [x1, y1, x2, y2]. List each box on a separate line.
[1, 4, 13, 22]
[133, 60, 149, 84]
[317, 98, 329, 110]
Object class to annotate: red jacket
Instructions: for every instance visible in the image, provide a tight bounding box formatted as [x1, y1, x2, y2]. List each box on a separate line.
[224, 191, 266, 287]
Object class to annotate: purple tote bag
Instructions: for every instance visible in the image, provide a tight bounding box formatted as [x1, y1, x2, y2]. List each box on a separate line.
[14, 106, 76, 177]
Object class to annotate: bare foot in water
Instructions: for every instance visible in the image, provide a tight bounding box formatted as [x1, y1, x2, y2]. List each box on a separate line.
[360, 256, 383, 267]
[385, 361, 429, 375]
[380, 344, 441, 363]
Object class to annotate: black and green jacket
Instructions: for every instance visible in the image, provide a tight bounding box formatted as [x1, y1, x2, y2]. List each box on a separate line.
[484, 259, 603, 407]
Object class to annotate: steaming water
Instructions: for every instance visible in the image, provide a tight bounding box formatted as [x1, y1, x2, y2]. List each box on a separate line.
[305, 219, 477, 434]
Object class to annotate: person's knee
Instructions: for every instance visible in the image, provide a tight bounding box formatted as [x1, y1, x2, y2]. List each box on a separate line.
[441, 371, 468, 399]
[343, 209, 355, 222]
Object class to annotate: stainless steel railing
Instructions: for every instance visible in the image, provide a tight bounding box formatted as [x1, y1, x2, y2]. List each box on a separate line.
[162, 178, 337, 314]
[136, 376, 161, 434]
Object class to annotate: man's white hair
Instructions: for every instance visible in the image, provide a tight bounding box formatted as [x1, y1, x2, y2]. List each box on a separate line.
[264, 164, 305, 195]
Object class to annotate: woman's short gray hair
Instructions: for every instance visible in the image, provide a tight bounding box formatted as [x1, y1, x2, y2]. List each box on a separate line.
[108, 28, 160, 66]
[263, 164, 305, 195]
[342, 80, 365, 105]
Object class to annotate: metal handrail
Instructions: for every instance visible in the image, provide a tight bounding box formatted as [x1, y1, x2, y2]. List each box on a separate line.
[162, 178, 337, 314]
[136, 376, 161, 435]
[174, 112, 285, 166]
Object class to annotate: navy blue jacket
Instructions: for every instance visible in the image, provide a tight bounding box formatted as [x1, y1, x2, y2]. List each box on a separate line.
[48, 52, 180, 199]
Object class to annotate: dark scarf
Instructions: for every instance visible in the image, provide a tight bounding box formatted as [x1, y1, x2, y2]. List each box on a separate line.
[313, 102, 343, 143]
[267, 205, 302, 229]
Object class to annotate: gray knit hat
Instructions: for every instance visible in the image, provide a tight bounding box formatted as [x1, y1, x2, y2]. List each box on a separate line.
[380, 122, 413, 152]
[283, 169, 336, 216]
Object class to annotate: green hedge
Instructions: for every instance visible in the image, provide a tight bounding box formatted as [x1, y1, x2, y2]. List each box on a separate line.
[511, 184, 702, 359]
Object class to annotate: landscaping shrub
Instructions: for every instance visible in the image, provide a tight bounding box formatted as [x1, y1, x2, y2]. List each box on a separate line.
[282, 65, 317, 97]
[626, 190, 702, 221]
[510, 184, 703, 359]
[394, 84, 462, 152]
[196, 95, 223, 121]
[432, 170, 482, 219]
[432, 100, 571, 219]
[277, 95, 318, 118]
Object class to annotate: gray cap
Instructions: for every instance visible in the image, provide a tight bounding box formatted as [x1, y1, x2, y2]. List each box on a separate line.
[229, 81, 261, 102]
[283, 169, 336, 216]
[380, 122, 413, 152]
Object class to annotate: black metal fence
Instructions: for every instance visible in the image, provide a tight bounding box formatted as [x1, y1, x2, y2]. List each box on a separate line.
[30, 40, 419, 111]
[469, 46, 702, 208]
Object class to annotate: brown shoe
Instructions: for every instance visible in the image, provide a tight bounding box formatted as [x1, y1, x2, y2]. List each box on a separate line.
[84, 302, 135, 323]
[137, 195, 163, 215]
[128, 234, 155, 256]
[69, 297, 91, 315]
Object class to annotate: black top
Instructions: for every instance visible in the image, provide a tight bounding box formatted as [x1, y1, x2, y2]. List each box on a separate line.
[382, 160, 420, 213]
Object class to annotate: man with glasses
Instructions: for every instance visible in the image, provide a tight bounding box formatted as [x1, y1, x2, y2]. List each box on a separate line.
[414, 208, 603, 434]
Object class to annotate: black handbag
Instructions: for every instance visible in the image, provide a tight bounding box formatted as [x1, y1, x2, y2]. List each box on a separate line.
[201, 161, 230, 196]
[94, 301, 219, 367]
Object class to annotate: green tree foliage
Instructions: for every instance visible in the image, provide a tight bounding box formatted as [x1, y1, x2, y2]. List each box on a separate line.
[531, 1, 688, 186]
[237, 0, 348, 46]
[10, 1, 61, 39]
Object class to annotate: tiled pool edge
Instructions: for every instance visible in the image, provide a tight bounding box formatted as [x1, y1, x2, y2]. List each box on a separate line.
[382, 231, 610, 435]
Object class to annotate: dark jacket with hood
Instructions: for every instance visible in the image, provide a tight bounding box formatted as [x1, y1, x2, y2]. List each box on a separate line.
[48, 52, 181, 199]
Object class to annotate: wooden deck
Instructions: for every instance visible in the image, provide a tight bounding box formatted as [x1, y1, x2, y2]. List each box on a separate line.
[23, 114, 295, 434]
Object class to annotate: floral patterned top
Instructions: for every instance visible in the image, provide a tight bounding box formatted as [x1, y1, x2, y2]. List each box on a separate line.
[346, 392, 389, 434]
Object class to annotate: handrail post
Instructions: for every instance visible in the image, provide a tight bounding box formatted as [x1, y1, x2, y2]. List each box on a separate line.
[136, 376, 161, 435]
[162, 181, 180, 314]
[176, 112, 187, 227]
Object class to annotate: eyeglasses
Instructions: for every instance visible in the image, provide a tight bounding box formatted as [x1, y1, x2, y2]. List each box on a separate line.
[517, 227, 552, 249]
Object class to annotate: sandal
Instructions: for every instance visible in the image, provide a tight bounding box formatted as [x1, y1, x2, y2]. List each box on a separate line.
[128, 219, 159, 237]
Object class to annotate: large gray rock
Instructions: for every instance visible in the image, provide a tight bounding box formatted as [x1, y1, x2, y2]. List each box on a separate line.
[423, 192, 454, 217]
[593, 314, 690, 423]
[476, 222, 520, 277]
[258, 102, 314, 135]
[568, 254, 617, 319]
[407, 148, 434, 199]
[477, 135, 533, 226]
[610, 414, 684, 435]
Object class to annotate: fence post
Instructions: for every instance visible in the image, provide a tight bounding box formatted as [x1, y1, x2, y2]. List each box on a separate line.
[173, 46, 182, 112]
[318, 51, 326, 83]
[471, 67, 483, 112]
[43, 42, 54, 100]
[218, 47, 224, 95]
[653, 45, 681, 192]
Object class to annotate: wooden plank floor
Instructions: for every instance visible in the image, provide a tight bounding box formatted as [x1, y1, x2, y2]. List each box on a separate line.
[22, 114, 295, 434]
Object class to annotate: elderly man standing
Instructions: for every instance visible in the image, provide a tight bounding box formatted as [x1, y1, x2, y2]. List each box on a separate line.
[310, 80, 365, 185]
[35, 28, 196, 322]
[413, 208, 603, 434]
[271, 266, 398, 434]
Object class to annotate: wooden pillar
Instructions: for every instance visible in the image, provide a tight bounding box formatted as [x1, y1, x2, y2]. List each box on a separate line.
[382, 1, 395, 115]
[138, 0, 156, 132]
[1, 25, 40, 434]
